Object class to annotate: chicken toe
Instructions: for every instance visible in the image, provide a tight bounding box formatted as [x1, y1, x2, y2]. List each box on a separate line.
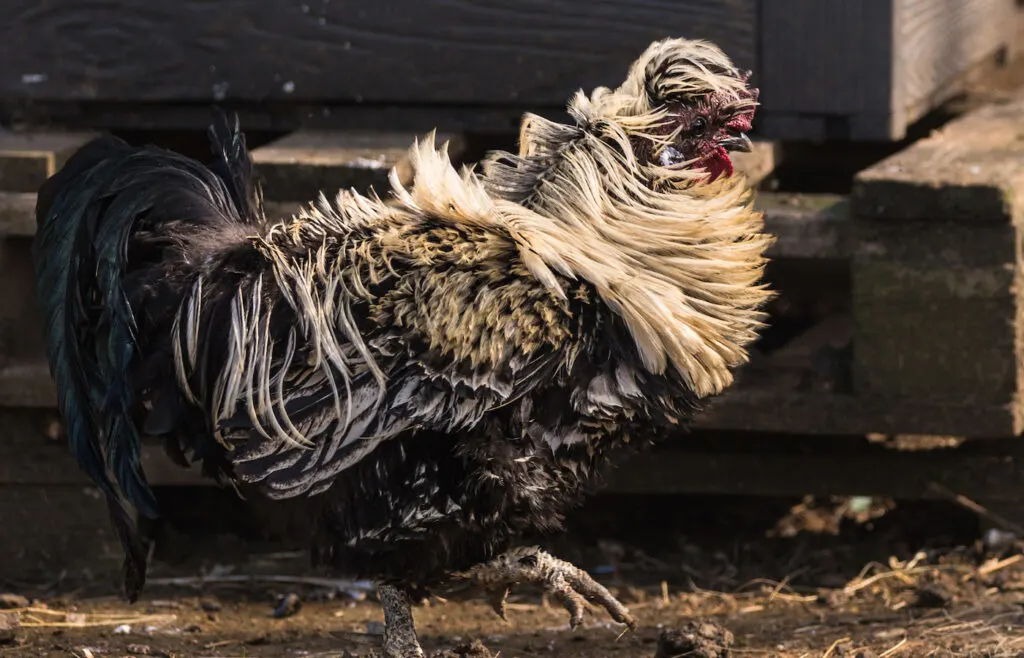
[452, 546, 637, 631]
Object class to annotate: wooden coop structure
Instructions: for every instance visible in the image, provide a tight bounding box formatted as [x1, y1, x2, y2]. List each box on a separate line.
[0, 0, 1023, 576]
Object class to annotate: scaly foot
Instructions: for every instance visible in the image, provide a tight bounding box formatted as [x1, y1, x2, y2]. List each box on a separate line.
[450, 546, 637, 631]
[378, 584, 425, 658]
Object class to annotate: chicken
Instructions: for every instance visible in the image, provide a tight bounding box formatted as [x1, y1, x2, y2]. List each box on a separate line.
[32, 37, 771, 657]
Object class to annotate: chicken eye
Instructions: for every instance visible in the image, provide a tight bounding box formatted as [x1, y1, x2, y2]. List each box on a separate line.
[690, 116, 708, 136]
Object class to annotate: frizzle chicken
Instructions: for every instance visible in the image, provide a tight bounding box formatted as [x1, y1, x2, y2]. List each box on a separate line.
[33, 38, 771, 657]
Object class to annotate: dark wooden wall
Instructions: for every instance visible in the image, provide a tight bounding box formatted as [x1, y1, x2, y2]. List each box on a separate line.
[759, 0, 1019, 140]
[0, 0, 1018, 140]
[0, 0, 757, 104]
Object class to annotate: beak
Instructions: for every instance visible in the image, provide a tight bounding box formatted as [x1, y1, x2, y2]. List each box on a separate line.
[718, 132, 752, 153]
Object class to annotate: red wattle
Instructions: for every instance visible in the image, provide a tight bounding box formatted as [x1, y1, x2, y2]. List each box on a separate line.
[701, 146, 734, 181]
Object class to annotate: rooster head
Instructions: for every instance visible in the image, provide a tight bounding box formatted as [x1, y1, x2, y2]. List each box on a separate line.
[596, 38, 759, 182]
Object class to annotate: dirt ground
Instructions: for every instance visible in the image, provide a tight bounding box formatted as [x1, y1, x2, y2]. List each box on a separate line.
[3, 493, 1024, 657]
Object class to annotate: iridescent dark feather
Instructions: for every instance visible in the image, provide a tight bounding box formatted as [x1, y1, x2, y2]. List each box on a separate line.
[32, 115, 261, 600]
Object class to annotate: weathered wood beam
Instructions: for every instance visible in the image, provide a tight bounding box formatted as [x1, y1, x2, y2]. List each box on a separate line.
[0, 130, 96, 192]
[606, 434, 1024, 502]
[852, 94, 1024, 224]
[850, 88, 1024, 431]
[733, 140, 781, 189]
[754, 192, 850, 260]
[0, 192, 35, 236]
[251, 130, 468, 202]
[0, 0, 758, 106]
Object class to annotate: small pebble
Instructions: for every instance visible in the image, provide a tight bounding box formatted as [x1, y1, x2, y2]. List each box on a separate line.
[0, 594, 28, 610]
[655, 621, 734, 658]
[430, 639, 493, 658]
[44, 418, 63, 441]
[272, 592, 302, 618]
[199, 597, 222, 613]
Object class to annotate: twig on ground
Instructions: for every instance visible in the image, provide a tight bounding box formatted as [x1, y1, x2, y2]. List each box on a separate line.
[978, 554, 1024, 577]
[878, 637, 908, 657]
[927, 483, 1024, 537]
[821, 636, 850, 658]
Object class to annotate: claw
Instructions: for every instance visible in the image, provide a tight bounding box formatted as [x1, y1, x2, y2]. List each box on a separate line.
[487, 586, 510, 621]
[454, 548, 638, 633]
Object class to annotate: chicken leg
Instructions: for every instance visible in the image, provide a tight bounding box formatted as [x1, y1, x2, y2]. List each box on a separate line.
[451, 546, 637, 631]
[378, 584, 425, 658]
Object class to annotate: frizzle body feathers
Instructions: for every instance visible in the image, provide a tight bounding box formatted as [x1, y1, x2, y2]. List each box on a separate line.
[32, 39, 772, 618]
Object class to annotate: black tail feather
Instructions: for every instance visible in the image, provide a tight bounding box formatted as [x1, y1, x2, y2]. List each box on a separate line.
[32, 114, 264, 602]
[207, 109, 265, 221]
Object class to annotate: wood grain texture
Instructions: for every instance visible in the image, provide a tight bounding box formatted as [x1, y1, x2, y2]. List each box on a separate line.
[0, 237, 47, 373]
[0, 359, 55, 408]
[0, 0, 756, 105]
[760, 1, 896, 116]
[852, 87, 1024, 223]
[851, 221, 1023, 409]
[759, 0, 1017, 140]
[851, 89, 1024, 412]
[895, 0, 1018, 125]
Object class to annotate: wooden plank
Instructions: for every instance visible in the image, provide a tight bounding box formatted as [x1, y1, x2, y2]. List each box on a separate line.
[851, 92, 1024, 417]
[760, 1, 897, 118]
[758, 0, 903, 140]
[695, 389, 1017, 438]
[0, 130, 96, 192]
[0, 0, 757, 105]
[732, 140, 780, 188]
[0, 237, 48, 380]
[606, 434, 1024, 502]
[0, 359, 55, 409]
[758, 0, 1017, 141]
[0, 192, 35, 236]
[754, 193, 850, 260]
[0, 102, 566, 137]
[252, 130, 467, 201]
[852, 222, 1021, 406]
[852, 88, 1024, 223]
[895, 0, 1018, 127]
